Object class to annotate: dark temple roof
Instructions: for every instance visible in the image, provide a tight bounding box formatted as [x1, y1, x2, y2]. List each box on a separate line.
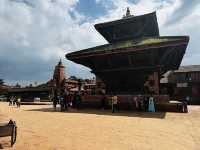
[66, 36, 189, 59]
[94, 12, 159, 43]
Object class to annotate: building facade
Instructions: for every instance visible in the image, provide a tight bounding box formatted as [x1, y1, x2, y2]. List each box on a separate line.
[161, 65, 200, 104]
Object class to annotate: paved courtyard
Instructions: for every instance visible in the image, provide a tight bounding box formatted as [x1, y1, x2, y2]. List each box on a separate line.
[0, 102, 200, 150]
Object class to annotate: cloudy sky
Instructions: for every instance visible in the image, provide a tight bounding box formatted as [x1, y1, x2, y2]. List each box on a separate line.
[0, 0, 200, 86]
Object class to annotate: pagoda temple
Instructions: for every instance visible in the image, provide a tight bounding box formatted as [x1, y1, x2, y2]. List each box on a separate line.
[66, 8, 189, 95]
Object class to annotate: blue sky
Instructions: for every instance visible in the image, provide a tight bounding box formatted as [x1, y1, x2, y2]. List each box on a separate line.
[0, 0, 200, 86]
[75, 0, 108, 19]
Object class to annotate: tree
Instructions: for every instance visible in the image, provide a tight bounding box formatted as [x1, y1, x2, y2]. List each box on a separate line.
[0, 79, 4, 85]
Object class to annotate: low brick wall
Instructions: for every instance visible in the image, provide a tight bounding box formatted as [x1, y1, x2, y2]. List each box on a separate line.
[156, 103, 183, 112]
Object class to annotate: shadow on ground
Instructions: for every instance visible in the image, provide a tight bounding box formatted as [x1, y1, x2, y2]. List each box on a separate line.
[26, 107, 166, 119]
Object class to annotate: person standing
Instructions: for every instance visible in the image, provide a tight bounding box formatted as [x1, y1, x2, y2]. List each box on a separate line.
[133, 96, 139, 111]
[60, 96, 64, 112]
[148, 96, 155, 112]
[13, 96, 16, 106]
[63, 92, 68, 111]
[138, 95, 144, 111]
[182, 98, 188, 113]
[76, 92, 82, 110]
[53, 92, 58, 111]
[9, 96, 13, 106]
[186, 96, 190, 105]
[72, 92, 77, 108]
[16, 96, 21, 108]
[112, 94, 118, 113]
[144, 96, 149, 112]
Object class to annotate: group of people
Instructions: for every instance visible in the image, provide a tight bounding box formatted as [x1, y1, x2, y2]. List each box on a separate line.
[100, 94, 156, 113]
[109, 94, 189, 113]
[52, 91, 82, 112]
[8, 96, 21, 107]
[133, 95, 155, 112]
[51, 90, 189, 113]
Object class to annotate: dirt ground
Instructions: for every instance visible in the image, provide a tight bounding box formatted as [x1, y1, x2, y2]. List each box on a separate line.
[0, 102, 200, 150]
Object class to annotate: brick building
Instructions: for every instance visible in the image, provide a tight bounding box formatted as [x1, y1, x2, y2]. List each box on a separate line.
[161, 65, 200, 104]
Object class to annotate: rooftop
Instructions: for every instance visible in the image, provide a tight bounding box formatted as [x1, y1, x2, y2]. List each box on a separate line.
[66, 36, 189, 58]
[94, 11, 159, 43]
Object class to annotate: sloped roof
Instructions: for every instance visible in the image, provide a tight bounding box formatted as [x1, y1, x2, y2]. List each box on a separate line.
[66, 36, 189, 58]
[94, 12, 159, 43]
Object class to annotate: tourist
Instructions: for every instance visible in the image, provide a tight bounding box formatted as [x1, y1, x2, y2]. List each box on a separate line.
[182, 98, 188, 113]
[133, 96, 139, 111]
[148, 95, 155, 112]
[72, 92, 77, 108]
[68, 93, 73, 108]
[53, 92, 59, 111]
[9, 96, 13, 106]
[13, 96, 17, 106]
[186, 96, 190, 105]
[76, 92, 82, 110]
[60, 96, 64, 112]
[63, 92, 68, 111]
[112, 94, 118, 113]
[138, 95, 144, 111]
[16, 96, 21, 108]
[144, 96, 149, 112]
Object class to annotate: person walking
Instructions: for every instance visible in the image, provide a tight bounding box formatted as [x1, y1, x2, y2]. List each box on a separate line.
[112, 94, 118, 113]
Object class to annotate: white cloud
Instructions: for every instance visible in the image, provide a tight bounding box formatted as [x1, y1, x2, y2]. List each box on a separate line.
[0, 0, 200, 85]
[0, 0, 97, 85]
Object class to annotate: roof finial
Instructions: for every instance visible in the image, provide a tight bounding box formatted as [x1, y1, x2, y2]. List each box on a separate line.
[58, 58, 62, 65]
[126, 7, 131, 17]
[123, 7, 133, 18]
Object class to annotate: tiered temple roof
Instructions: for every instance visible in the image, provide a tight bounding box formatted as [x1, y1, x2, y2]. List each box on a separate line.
[66, 9, 189, 94]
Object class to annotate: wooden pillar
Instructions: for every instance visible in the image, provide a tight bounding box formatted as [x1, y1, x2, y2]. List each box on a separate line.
[153, 71, 160, 95]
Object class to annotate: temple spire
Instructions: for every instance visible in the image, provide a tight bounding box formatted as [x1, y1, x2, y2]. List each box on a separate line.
[123, 7, 133, 18]
[126, 7, 131, 16]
